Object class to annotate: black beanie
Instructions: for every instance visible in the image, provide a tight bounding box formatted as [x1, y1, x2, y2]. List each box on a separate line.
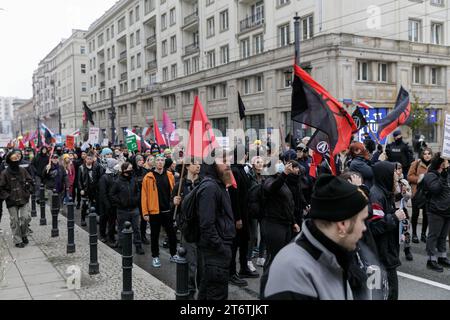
[309, 174, 368, 222]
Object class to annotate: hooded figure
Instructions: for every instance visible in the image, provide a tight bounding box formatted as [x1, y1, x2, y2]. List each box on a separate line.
[98, 158, 119, 244]
[31, 146, 50, 179]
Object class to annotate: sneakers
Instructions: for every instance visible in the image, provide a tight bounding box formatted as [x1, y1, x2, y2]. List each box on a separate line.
[421, 234, 427, 243]
[170, 255, 181, 263]
[427, 260, 444, 273]
[135, 246, 145, 255]
[247, 261, 257, 272]
[152, 257, 161, 268]
[22, 237, 29, 245]
[404, 248, 413, 261]
[239, 268, 260, 279]
[229, 274, 248, 287]
[256, 258, 266, 267]
[15, 243, 25, 248]
[81, 220, 87, 227]
[412, 234, 419, 244]
[99, 237, 108, 243]
[438, 257, 450, 268]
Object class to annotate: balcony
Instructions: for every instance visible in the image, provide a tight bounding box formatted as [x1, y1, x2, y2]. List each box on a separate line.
[120, 72, 128, 81]
[146, 35, 157, 48]
[100, 81, 105, 89]
[98, 63, 105, 73]
[184, 43, 200, 56]
[183, 11, 199, 29]
[118, 50, 127, 63]
[240, 13, 265, 33]
[144, 84, 161, 93]
[146, 60, 157, 71]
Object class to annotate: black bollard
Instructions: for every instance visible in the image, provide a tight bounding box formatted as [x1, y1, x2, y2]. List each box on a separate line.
[88, 207, 99, 275]
[121, 221, 134, 300]
[175, 247, 189, 300]
[30, 190, 37, 218]
[66, 198, 76, 254]
[51, 189, 59, 238]
[39, 184, 47, 226]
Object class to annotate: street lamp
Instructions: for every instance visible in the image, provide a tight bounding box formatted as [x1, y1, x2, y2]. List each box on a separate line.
[109, 88, 116, 146]
[50, 80, 62, 135]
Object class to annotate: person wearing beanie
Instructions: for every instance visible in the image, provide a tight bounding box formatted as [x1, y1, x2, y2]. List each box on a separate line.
[264, 174, 370, 300]
[385, 130, 414, 178]
[98, 158, 119, 246]
[0, 151, 34, 248]
[133, 154, 151, 245]
[369, 161, 406, 300]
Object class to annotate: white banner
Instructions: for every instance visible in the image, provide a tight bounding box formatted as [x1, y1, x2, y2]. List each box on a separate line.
[442, 114, 450, 160]
[88, 128, 100, 145]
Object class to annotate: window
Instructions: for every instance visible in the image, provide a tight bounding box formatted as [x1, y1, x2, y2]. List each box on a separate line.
[207, 17, 215, 38]
[284, 70, 292, 88]
[170, 8, 176, 25]
[209, 86, 217, 100]
[220, 45, 229, 64]
[137, 77, 142, 88]
[170, 35, 177, 53]
[378, 63, 387, 82]
[431, 0, 444, 6]
[130, 33, 135, 48]
[302, 15, 314, 40]
[118, 17, 126, 33]
[431, 23, 443, 45]
[171, 95, 176, 107]
[241, 38, 250, 59]
[131, 56, 136, 71]
[220, 83, 227, 98]
[161, 13, 167, 30]
[162, 40, 168, 56]
[162, 67, 169, 81]
[244, 115, 265, 140]
[135, 5, 140, 21]
[431, 67, 439, 85]
[98, 33, 104, 47]
[206, 0, 214, 5]
[254, 34, 264, 54]
[108, 68, 111, 80]
[408, 19, 421, 42]
[184, 59, 191, 75]
[145, 0, 151, 14]
[111, 25, 115, 38]
[137, 53, 141, 68]
[192, 56, 199, 73]
[131, 79, 136, 91]
[112, 66, 116, 79]
[358, 61, 369, 81]
[220, 10, 229, 31]
[256, 75, 263, 92]
[82, 82, 87, 92]
[171, 63, 177, 79]
[412, 65, 421, 84]
[112, 45, 115, 58]
[207, 50, 215, 68]
[244, 78, 251, 94]
[278, 0, 290, 6]
[136, 30, 141, 45]
[80, 46, 86, 54]
[183, 91, 191, 105]
[81, 64, 86, 74]
[279, 23, 290, 47]
[129, 10, 134, 26]
[161, 0, 166, 4]
[107, 48, 111, 61]
[211, 118, 228, 136]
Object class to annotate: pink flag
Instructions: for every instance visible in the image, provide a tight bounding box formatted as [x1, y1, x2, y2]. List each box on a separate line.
[162, 112, 179, 146]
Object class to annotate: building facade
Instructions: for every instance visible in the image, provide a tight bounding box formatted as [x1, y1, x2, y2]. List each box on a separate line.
[32, 29, 89, 136]
[12, 99, 34, 138]
[81, 0, 450, 146]
[0, 97, 16, 138]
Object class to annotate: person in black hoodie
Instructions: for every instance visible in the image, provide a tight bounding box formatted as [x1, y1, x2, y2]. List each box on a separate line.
[98, 158, 119, 246]
[31, 146, 50, 193]
[110, 162, 144, 255]
[0, 151, 34, 248]
[422, 153, 450, 272]
[78, 152, 103, 226]
[196, 149, 236, 300]
[133, 155, 150, 245]
[385, 130, 414, 178]
[369, 161, 406, 300]
[73, 149, 86, 209]
[42, 153, 69, 204]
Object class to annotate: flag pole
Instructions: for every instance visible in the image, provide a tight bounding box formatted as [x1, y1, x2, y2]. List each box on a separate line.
[367, 125, 381, 145]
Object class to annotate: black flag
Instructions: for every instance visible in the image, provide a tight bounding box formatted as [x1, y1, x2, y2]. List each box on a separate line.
[351, 107, 368, 133]
[238, 92, 246, 121]
[83, 102, 95, 126]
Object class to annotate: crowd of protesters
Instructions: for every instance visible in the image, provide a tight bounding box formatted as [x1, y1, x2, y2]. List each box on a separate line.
[0, 127, 449, 301]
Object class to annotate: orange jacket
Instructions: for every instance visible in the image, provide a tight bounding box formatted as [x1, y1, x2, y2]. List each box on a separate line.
[141, 170, 175, 216]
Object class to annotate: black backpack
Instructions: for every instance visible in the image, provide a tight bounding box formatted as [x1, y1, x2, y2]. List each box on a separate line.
[178, 181, 204, 243]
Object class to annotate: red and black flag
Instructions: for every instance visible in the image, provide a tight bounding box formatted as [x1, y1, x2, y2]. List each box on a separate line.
[307, 129, 337, 176]
[352, 107, 368, 133]
[291, 65, 357, 156]
[238, 92, 246, 121]
[377, 86, 412, 140]
[83, 102, 95, 126]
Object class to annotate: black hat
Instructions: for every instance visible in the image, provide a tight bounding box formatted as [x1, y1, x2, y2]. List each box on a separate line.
[393, 130, 402, 138]
[309, 174, 368, 222]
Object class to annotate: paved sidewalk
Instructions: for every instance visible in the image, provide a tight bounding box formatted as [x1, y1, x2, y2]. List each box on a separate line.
[0, 205, 174, 300]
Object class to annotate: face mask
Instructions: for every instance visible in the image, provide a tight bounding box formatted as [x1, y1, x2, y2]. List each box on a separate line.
[275, 163, 285, 174]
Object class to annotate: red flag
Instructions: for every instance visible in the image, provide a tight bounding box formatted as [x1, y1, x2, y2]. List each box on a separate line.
[292, 64, 357, 156]
[30, 139, 36, 151]
[153, 119, 166, 146]
[377, 87, 412, 140]
[186, 96, 219, 158]
[18, 140, 25, 150]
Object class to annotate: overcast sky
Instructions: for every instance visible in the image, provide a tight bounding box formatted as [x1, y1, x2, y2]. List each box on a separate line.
[0, 0, 118, 98]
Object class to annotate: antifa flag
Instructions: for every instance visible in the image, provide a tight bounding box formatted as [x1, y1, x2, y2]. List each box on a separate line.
[377, 86, 412, 140]
[307, 129, 337, 176]
[292, 65, 357, 156]
[238, 92, 246, 121]
[83, 102, 95, 126]
[352, 107, 368, 133]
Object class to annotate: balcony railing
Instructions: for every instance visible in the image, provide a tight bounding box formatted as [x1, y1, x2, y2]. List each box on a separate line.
[184, 43, 200, 56]
[183, 11, 199, 27]
[98, 63, 105, 73]
[120, 72, 128, 81]
[146, 35, 156, 47]
[147, 60, 157, 70]
[240, 13, 265, 33]
[100, 81, 105, 88]
[119, 50, 127, 61]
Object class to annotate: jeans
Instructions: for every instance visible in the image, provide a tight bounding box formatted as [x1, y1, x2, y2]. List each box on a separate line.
[197, 245, 232, 301]
[411, 205, 428, 237]
[117, 208, 142, 246]
[149, 211, 177, 257]
[247, 219, 258, 260]
[183, 239, 200, 296]
[100, 207, 117, 242]
[8, 205, 31, 245]
[387, 268, 399, 300]
[426, 213, 450, 261]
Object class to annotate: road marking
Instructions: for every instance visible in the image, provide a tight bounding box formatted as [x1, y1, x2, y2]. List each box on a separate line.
[398, 272, 450, 291]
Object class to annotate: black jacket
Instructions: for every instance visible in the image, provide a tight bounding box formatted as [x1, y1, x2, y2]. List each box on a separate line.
[369, 161, 401, 269]
[263, 173, 296, 226]
[228, 164, 252, 239]
[78, 163, 103, 198]
[423, 170, 450, 218]
[196, 164, 236, 251]
[42, 163, 69, 194]
[0, 165, 34, 208]
[109, 175, 140, 210]
[98, 172, 117, 216]
[31, 148, 50, 178]
[386, 139, 414, 169]
[349, 156, 374, 189]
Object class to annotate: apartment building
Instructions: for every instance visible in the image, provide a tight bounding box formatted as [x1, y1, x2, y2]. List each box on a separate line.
[0, 97, 16, 137]
[32, 29, 89, 136]
[85, 0, 450, 146]
[12, 99, 34, 137]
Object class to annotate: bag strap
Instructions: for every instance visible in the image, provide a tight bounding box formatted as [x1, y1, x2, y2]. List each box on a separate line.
[414, 160, 421, 176]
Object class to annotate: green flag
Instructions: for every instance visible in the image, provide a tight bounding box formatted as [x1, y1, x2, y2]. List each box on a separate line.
[126, 135, 138, 152]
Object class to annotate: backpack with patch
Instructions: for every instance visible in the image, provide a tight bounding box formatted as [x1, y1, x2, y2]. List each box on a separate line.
[178, 181, 203, 243]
